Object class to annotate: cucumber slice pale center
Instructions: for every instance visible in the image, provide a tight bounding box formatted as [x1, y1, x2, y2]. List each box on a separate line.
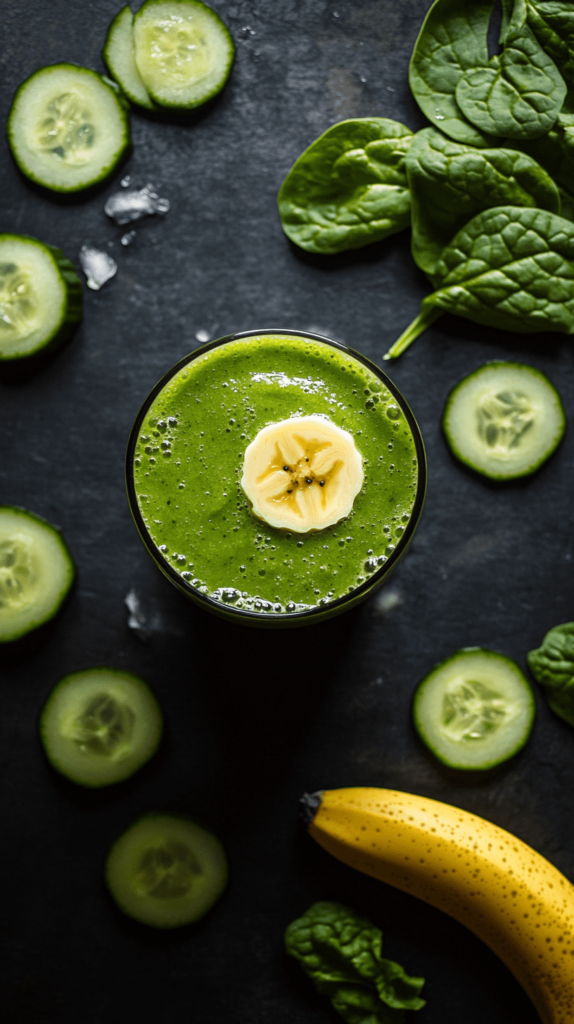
[36, 91, 96, 167]
[64, 692, 136, 758]
[0, 533, 37, 610]
[442, 678, 515, 742]
[477, 389, 534, 455]
[134, 841, 203, 899]
[0, 263, 38, 343]
[140, 15, 210, 86]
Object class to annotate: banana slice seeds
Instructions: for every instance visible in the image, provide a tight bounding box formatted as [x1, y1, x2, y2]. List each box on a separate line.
[241, 415, 363, 532]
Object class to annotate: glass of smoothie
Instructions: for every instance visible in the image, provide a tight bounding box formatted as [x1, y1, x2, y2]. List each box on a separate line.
[126, 330, 426, 627]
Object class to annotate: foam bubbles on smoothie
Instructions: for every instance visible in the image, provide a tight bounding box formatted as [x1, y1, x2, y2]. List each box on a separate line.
[212, 587, 242, 603]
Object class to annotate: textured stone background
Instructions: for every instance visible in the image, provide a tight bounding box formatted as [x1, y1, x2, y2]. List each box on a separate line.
[1, 1, 573, 1021]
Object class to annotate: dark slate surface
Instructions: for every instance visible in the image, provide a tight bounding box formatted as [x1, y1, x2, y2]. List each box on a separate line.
[1, 1, 572, 1021]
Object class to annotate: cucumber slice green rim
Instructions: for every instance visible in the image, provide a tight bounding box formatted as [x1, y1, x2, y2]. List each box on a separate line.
[442, 361, 566, 481]
[133, 0, 235, 110]
[7, 63, 132, 193]
[105, 813, 228, 927]
[412, 647, 536, 771]
[0, 506, 75, 643]
[39, 668, 163, 788]
[103, 6, 156, 110]
[0, 234, 82, 362]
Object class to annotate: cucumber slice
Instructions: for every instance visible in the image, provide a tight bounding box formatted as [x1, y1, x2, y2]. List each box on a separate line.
[105, 813, 228, 927]
[442, 361, 566, 480]
[0, 234, 82, 361]
[39, 668, 163, 787]
[133, 0, 235, 110]
[7, 63, 131, 193]
[103, 7, 156, 110]
[0, 506, 75, 643]
[413, 648, 535, 770]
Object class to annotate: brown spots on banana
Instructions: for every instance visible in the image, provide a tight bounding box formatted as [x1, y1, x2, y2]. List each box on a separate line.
[305, 787, 574, 1024]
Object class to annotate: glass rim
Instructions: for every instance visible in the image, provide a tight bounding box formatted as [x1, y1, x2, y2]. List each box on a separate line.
[126, 328, 427, 623]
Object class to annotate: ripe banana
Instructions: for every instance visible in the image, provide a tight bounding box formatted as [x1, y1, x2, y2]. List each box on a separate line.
[303, 787, 574, 1024]
[241, 415, 363, 532]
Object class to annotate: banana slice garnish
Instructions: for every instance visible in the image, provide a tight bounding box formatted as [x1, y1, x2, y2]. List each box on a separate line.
[241, 415, 363, 532]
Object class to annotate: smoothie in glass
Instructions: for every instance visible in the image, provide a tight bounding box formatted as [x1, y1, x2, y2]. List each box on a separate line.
[126, 330, 426, 626]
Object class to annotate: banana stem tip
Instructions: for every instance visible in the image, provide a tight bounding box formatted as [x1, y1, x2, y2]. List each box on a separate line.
[299, 791, 323, 825]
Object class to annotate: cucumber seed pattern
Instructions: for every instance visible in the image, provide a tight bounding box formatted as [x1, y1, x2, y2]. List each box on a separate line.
[477, 391, 534, 452]
[134, 841, 203, 899]
[37, 93, 95, 164]
[143, 16, 210, 83]
[0, 264, 36, 339]
[72, 694, 135, 757]
[0, 536, 35, 610]
[442, 679, 510, 741]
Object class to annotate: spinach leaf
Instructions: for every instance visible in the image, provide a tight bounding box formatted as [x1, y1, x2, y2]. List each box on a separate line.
[456, 0, 566, 139]
[528, 622, 574, 727]
[515, 112, 574, 210]
[277, 119, 413, 255]
[407, 127, 561, 280]
[285, 901, 425, 1024]
[526, 1, 574, 95]
[385, 206, 574, 359]
[409, 0, 496, 147]
[558, 186, 574, 221]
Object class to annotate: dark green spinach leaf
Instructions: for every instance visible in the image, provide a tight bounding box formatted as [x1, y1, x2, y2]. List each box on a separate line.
[456, 0, 566, 139]
[407, 127, 561, 279]
[528, 622, 574, 727]
[277, 119, 413, 255]
[385, 205, 574, 358]
[526, 0, 574, 96]
[515, 112, 574, 213]
[285, 901, 425, 1024]
[409, 0, 496, 147]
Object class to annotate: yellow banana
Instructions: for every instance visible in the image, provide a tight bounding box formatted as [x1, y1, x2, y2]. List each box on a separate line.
[303, 787, 574, 1024]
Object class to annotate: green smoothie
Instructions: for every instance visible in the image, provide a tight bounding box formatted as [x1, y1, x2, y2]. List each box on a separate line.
[129, 332, 424, 619]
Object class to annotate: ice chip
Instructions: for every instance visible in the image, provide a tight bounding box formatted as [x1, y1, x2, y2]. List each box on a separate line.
[121, 230, 137, 246]
[124, 588, 184, 639]
[373, 587, 403, 615]
[104, 185, 170, 225]
[195, 329, 210, 343]
[125, 588, 147, 634]
[79, 245, 117, 291]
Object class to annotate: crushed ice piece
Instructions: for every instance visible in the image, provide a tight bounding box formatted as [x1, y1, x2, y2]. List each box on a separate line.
[386, 86, 395, 92]
[79, 245, 117, 291]
[120, 174, 132, 187]
[125, 588, 184, 640]
[125, 588, 148, 635]
[121, 230, 137, 246]
[104, 185, 171, 225]
[195, 329, 210, 343]
[360, 76, 367, 83]
[373, 587, 403, 615]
